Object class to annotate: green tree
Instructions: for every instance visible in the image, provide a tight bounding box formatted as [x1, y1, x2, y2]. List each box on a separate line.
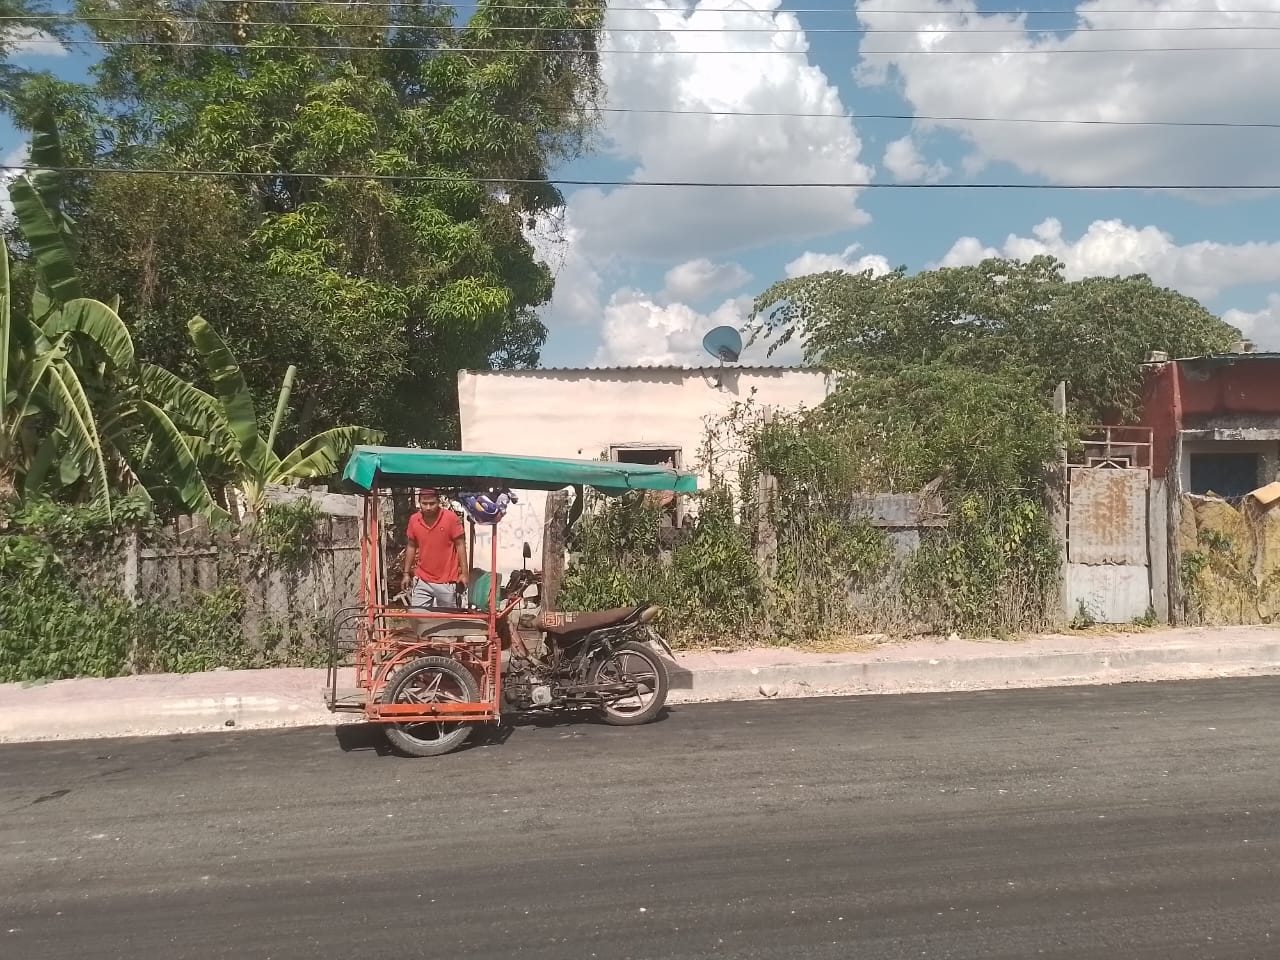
[752, 256, 1241, 423]
[59, 0, 605, 447]
[0, 0, 67, 108]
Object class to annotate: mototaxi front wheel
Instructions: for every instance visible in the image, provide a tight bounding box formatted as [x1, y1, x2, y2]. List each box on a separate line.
[379, 656, 479, 757]
[590, 640, 670, 726]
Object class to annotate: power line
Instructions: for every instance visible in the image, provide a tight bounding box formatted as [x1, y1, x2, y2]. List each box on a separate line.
[12, 13, 1280, 34]
[17, 36, 1280, 52]
[591, 106, 1280, 129]
[3, 164, 1275, 190]
[79, 1, 1280, 12]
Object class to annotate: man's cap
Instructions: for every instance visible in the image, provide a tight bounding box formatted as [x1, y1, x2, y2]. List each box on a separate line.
[417, 488, 438, 499]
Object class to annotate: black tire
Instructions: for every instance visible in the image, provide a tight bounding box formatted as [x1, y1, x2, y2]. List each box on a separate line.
[379, 656, 480, 757]
[590, 640, 669, 726]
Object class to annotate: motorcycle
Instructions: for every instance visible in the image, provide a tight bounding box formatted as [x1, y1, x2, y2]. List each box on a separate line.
[494, 545, 674, 726]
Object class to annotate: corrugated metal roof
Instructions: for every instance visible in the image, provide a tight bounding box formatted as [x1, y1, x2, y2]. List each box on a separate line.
[1144, 352, 1280, 364]
[463, 364, 827, 375]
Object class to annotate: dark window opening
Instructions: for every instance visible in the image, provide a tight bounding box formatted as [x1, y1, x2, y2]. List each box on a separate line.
[614, 447, 680, 468]
[611, 446, 683, 528]
[1189, 452, 1261, 500]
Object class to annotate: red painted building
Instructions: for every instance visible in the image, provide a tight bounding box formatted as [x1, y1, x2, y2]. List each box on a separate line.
[1064, 351, 1280, 626]
[1138, 352, 1280, 498]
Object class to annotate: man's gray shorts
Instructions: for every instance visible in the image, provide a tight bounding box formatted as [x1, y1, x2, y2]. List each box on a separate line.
[410, 579, 459, 609]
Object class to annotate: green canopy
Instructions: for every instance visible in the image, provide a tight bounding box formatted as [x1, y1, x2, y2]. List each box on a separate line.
[341, 446, 698, 495]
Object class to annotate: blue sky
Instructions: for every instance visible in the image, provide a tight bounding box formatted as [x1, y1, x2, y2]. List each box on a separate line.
[7, 1, 1280, 367]
[534, 0, 1280, 366]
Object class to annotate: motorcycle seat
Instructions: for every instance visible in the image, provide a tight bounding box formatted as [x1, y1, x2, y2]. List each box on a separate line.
[536, 604, 650, 636]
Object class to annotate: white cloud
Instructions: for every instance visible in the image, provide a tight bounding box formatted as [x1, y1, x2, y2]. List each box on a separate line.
[570, 0, 873, 260]
[882, 135, 950, 184]
[0, 142, 28, 217]
[937, 217, 1280, 300]
[659, 258, 751, 303]
[525, 211, 604, 329]
[595, 293, 753, 366]
[3, 27, 67, 57]
[532, 0, 876, 362]
[937, 236, 998, 269]
[854, 0, 1280, 187]
[593, 290, 812, 366]
[785, 243, 893, 279]
[1222, 297, 1280, 351]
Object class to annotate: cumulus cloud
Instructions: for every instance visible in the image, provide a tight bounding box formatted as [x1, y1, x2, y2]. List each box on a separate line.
[854, 0, 1280, 187]
[0, 142, 28, 217]
[531, 0, 876, 363]
[3, 27, 67, 57]
[785, 243, 893, 279]
[571, 0, 873, 260]
[595, 292, 756, 366]
[525, 212, 604, 329]
[660, 258, 752, 303]
[1222, 297, 1280, 350]
[882, 135, 950, 184]
[594, 291, 813, 366]
[937, 217, 1280, 300]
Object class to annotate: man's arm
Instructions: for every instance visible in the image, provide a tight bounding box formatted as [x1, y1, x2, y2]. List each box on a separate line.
[403, 527, 417, 584]
[453, 534, 468, 584]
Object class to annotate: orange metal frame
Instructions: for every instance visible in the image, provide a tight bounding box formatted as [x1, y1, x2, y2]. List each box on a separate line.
[350, 488, 525, 725]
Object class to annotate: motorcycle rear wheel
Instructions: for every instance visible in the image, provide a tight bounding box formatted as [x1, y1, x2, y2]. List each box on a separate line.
[379, 656, 479, 757]
[590, 640, 669, 726]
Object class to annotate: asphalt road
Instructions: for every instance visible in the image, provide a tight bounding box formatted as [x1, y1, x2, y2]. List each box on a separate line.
[2, 679, 1278, 960]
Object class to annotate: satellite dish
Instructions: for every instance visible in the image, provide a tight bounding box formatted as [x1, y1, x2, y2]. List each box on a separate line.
[702, 325, 743, 364]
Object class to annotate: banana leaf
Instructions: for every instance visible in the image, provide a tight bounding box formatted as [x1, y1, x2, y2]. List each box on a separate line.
[0, 242, 8, 426]
[44, 298, 136, 370]
[8, 177, 82, 307]
[275, 425, 385, 481]
[187, 315, 271, 480]
[131, 400, 229, 523]
[138, 362, 233, 456]
[43, 356, 111, 513]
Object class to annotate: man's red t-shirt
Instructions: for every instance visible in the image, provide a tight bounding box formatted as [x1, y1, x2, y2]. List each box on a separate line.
[406, 509, 464, 584]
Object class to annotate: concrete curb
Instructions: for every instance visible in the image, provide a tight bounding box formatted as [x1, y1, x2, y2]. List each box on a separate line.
[665, 639, 1280, 704]
[2, 633, 1278, 744]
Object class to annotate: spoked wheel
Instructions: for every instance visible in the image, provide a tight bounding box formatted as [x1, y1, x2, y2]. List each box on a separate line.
[590, 640, 670, 726]
[379, 656, 480, 757]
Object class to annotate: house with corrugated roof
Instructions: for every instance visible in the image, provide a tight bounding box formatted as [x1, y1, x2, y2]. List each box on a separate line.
[456, 364, 831, 575]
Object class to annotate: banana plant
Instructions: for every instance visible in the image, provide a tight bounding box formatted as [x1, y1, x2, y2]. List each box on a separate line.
[142, 315, 384, 517]
[2, 109, 222, 520]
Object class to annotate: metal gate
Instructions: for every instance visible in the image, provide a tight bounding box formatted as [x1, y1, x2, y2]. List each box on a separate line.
[1065, 460, 1152, 624]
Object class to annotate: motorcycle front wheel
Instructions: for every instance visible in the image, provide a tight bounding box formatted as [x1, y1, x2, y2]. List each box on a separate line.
[590, 640, 670, 726]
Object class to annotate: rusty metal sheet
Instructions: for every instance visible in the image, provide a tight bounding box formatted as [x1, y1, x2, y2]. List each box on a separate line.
[1067, 564, 1152, 624]
[1068, 467, 1149, 565]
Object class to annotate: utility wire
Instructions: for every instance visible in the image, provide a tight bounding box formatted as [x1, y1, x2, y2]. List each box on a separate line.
[16, 36, 1280, 52]
[3, 164, 1275, 190]
[12, 14, 1280, 33]
[588, 107, 1280, 129]
[83, 1, 1280, 13]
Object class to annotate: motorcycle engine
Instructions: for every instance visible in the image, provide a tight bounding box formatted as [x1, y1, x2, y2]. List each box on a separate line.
[503, 657, 556, 710]
[530, 683, 553, 706]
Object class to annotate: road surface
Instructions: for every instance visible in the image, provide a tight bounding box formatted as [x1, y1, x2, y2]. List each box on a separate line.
[2, 679, 1277, 959]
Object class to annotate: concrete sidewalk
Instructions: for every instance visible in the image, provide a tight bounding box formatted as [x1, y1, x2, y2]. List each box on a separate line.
[2, 625, 1277, 744]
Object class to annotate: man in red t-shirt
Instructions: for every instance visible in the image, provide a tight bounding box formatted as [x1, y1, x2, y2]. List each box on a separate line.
[402, 488, 467, 608]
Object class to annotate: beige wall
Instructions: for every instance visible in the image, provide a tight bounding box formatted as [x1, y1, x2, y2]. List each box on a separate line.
[456, 366, 832, 578]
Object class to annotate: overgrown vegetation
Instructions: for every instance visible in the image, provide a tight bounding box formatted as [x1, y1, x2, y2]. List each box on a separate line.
[252, 498, 323, 573]
[0, 499, 329, 682]
[564, 258, 1244, 645]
